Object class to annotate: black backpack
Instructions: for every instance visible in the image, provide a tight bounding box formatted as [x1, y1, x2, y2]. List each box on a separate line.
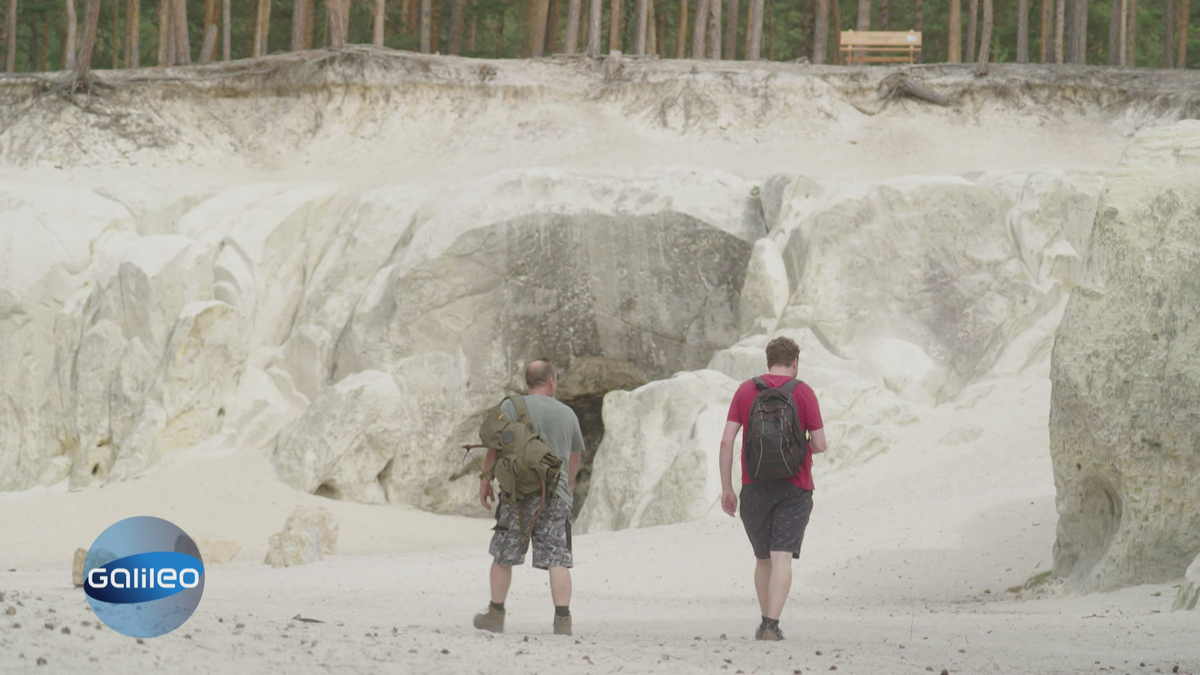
[744, 377, 807, 481]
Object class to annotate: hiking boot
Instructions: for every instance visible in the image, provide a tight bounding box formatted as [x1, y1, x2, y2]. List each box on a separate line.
[756, 622, 784, 641]
[472, 606, 505, 633]
[553, 614, 572, 636]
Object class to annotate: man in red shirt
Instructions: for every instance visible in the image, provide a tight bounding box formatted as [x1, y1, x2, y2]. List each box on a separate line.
[720, 336, 827, 641]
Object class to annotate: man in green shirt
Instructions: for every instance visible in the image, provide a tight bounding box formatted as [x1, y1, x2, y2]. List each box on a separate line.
[474, 359, 584, 636]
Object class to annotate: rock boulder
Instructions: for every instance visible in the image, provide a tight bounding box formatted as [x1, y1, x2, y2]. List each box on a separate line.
[1050, 121, 1200, 591]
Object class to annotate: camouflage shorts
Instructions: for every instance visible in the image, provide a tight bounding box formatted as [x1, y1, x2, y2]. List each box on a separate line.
[488, 493, 573, 570]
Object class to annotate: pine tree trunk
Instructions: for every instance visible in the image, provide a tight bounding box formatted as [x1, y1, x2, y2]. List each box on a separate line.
[1107, 0, 1120, 64]
[1076, 0, 1088, 64]
[327, 0, 346, 48]
[38, 15, 47, 70]
[202, 0, 216, 39]
[706, 0, 720, 58]
[1054, 0, 1064, 63]
[5, 0, 16, 72]
[743, 0, 752, 56]
[634, 0, 648, 52]
[1039, 0, 1050, 61]
[376, 0, 388, 46]
[200, 22, 217, 61]
[76, 0, 101, 78]
[879, 0, 888, 30]
[647, 0, 657, 54]
[531, 0, 550, 54]
[419, 0, 431, 50]
[675, 0, 686, 57]
[691, 0, 708, 56]
[966, 0, 977, 61]
[913, 0, 923, 61]
[746, 0, 762, 59]
[1124, 0, 1137, 66]
[432, 0, 441, 51]
[157, 0, 169, 64]
[1164, 0, 1175, 68]
[811, 0, 826, 63]
[65, 0, 78, 69]
[609, 0, 623, 51]
[855, 0, 869, 31]
[173, 0, 190, 63]
[223, 0, 232, 58]
[1016, 0, 1028, 62]
[468, 2, 477, 51]
[1066, 0, 1085, 63]
[292, 0, 306, 50]
[113, 0, 122, 69]
[655, 0, 664, 55]
[449, 0, 466, 53]
[260, 0, 273, 56]
[587, 0, 600, 54]
[129, 0, 141, 67]
[975, 0, 992, 74]
[565, 0, 581, 51]
[401, 0, 412, 35]
[547, 0, 560, 51]
[723, 0, 738, 58]
[1177, 0, 1189, 67]
[126, 0, 135, 66]
[830, 0, 839, 62]
[495, 11, 505, 56]
[949, 0, 961, 62]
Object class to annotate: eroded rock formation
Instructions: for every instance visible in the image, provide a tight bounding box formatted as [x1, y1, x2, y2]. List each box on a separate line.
[1050, 121, 1200, 591]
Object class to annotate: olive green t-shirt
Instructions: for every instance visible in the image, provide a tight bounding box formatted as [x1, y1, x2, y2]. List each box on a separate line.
[500, 395, 584, 506]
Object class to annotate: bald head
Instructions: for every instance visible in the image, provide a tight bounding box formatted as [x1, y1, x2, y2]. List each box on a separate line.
[525, 358, 557, 394]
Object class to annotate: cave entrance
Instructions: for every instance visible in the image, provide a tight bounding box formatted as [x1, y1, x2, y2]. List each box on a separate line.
[561, 392, 606, 518]
[555, 356, 649, 518]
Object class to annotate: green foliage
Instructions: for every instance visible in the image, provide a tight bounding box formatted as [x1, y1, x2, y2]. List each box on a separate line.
[0, 0, 1195, 72]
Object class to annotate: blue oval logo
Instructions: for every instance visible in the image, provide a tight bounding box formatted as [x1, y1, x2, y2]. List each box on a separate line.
[83, 517, 206, 638]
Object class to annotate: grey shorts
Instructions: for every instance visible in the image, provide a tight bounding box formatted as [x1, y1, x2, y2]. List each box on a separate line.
[489, 493, 573, 570]
[739, 480, 814, 560]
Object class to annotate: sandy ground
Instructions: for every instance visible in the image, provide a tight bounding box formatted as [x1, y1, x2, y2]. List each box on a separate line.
[3, 366, 1198, 675]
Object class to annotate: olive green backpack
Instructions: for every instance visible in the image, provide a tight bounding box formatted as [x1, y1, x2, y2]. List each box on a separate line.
[478, 396, 563, 541]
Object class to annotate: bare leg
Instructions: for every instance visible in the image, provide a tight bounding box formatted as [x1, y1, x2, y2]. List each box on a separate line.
[765, 551, 793, 620]
[548, 566, 572, 607]
[490, 563, 513, 604]
[754, 558, 771, 617]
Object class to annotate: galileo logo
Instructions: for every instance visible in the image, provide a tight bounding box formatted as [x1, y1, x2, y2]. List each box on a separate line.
[83, 516, 205, 638]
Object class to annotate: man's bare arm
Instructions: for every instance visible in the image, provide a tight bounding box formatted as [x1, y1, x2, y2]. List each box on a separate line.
[809, 427, 827, 454]
[719, 421, 740, 517]
[568, 451, 581, 491]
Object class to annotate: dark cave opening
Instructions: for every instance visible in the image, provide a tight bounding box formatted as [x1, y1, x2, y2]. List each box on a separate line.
[561, 392, 606, 519]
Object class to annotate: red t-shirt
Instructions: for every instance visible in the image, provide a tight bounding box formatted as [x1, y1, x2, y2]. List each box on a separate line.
[726, 374, 823, 490]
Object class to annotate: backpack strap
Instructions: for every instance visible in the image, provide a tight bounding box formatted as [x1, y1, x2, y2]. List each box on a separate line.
[508, 395, 534, 428]
[781, 379, 802, 394]
[752, 376, 768, 391]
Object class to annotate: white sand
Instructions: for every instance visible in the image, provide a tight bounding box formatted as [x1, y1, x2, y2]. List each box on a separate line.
[2, 366, 1197, 674]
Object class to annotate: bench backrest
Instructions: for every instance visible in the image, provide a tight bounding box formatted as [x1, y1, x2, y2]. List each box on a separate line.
[839, 30, 922, 65]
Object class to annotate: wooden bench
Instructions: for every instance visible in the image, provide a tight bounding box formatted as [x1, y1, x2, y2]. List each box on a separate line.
[839, 31, 922, 65]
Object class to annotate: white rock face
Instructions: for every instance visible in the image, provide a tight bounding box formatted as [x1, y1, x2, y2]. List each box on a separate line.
[578, 370, 741, 532]
[284, 506, 340, 556]
[772, 171, 1102, 403]
[738, 238, 790, 337]
[1175, 555, 1200, 612]
[0, 166, 1114, 532]
[195, 539, 242, 565]
[1050, 121, 1200, 592]
[264, 527, 323, 568]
